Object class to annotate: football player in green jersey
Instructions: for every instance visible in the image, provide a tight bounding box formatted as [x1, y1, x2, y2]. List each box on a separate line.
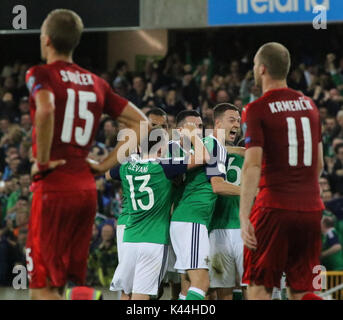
[208, 103, 246, 300]
[170, 106, 241, 300]
[146, 107, 184, 299]
[108, 125, 209, 300]
[167, 110, 204, 300]
[146, 108, 169, 130]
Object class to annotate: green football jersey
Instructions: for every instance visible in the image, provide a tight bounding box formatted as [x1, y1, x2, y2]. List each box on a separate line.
[321, 228, 343, 271]
[110, 156, 188, 245]
[117, 195, 129, 226]
[171, 135, 227, 228]
[209, 153, 244, 231]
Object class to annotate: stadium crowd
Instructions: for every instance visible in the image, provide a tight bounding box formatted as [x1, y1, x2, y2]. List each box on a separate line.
[1, 48, 343, 288]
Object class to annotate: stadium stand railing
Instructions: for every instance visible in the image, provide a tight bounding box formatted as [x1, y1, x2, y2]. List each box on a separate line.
[320, 271, 343, 300]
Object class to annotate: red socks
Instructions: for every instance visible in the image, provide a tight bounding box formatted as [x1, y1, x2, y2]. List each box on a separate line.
[301, 293, 323, 300]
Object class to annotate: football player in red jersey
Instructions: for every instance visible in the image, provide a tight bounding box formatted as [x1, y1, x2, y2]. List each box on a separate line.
[25, 9, 148, 300]
[240, 42, 325, 300]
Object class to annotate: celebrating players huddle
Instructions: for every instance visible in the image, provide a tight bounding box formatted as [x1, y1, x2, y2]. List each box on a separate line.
[25, 8, 325, 301]
[108, 106, 243, 300]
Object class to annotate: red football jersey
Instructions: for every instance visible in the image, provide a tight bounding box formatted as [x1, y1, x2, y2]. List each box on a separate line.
[26, 60, 128, 192]
[242, 87, 324, 211]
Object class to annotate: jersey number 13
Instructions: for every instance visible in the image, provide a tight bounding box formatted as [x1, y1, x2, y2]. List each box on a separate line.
[126, 174, 155, 211]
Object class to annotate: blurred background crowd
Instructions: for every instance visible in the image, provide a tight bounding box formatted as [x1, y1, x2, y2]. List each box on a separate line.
[1, 42, 343, 287]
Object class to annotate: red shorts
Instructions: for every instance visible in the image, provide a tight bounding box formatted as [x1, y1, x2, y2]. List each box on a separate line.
[26, 189, 97, 289]
[242, 205, 322, 292]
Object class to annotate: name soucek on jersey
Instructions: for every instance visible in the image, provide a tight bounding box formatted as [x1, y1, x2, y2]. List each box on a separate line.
[26, 60, 128, 192]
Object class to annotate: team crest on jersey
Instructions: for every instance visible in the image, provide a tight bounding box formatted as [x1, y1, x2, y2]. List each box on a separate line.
[26, 76, 35, 93]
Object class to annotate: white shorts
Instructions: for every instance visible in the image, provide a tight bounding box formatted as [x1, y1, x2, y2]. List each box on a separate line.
[110, 242, 168, 296]
[209, 229, 245, 288]
[116, 224, 125, 263]
[170, 221, 210, 271]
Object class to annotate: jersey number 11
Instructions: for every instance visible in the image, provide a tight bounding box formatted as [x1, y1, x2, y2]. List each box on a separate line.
[286, 117, 312, 167]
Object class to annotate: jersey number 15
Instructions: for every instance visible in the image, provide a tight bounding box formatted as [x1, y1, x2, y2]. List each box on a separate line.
[61, 88, 96, 146]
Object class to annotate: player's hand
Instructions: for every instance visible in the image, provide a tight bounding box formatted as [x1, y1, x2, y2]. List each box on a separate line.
[31, 159, 66, 179]
[86, 158, 106, 176]
[241, 219, 257, 250]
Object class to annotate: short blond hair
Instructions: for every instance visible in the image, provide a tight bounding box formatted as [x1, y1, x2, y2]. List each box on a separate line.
[45, 9, 83, 55]
[256, 42, 291, 80]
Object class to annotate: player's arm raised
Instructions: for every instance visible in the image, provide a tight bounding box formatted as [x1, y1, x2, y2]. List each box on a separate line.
[31, 90, 66, 177]
[239, 146, 262, 250]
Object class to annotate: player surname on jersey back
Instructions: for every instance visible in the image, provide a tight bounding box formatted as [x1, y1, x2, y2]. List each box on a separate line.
[60, 69, 94, 86]
[268, 98, 313, 114]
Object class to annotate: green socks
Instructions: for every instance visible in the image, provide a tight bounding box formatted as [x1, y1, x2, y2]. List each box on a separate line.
[186, 287, 206, 300]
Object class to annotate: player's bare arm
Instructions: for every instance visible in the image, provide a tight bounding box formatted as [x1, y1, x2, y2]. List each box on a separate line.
[320, 243, 342, 259]
[318, 142, 324, 178]
[226, 146, 246, 157]
[239, 146, 262, 250]
[89, 102, 151, 175]
[210, 176, 240, 196]
[31, 89, 66, 177]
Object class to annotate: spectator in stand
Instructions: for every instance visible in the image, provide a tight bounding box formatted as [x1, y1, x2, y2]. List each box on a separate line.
[112, 60, 131, 89]
[161, 88, 185, 116]
[20, 113, 32, 137]
[321, 216, 343, 271]
[97, 118, 119, 149]
[216, 89, 230, 104]
[330, 143, 343, 196]
[182, 68, 199, 108]
[127, 75, 146, 108]
[17, 97, 30, 115]
[87, 223, 118, 287]
[323, 116, 337, 157]
[288, 68, 308, 93]
[113, 78, 130, 99]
